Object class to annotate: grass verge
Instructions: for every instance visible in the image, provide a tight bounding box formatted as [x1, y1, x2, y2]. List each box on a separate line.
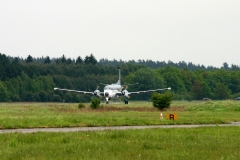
[0, 127, 239, 160]
[0, 101, 239, 129]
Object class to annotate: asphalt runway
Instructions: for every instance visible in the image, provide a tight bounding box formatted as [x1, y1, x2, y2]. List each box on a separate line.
[0, 122, 240, 134]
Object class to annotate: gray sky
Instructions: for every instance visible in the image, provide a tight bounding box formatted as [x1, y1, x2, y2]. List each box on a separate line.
[1, 0, 240, 68]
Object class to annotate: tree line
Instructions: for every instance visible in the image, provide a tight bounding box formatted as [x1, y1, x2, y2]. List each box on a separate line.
[7, 54, 240, 71]
[0, 53, 240, 102]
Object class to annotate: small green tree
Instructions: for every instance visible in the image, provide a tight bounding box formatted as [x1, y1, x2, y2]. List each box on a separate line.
[90, 97, 101, 109]
[151, 92, 172, 110]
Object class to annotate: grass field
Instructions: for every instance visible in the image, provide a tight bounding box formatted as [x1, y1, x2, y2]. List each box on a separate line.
[0, 127, 239, 160]
[0, 100, 239, 129]
[0, 101, 239, 159]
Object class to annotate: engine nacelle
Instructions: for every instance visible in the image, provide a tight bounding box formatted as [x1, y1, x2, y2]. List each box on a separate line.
[122, 89, 129, 97]
[93, 90, 101, 97]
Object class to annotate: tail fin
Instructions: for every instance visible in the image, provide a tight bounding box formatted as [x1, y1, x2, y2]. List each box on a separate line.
[117, 67, 121, 85]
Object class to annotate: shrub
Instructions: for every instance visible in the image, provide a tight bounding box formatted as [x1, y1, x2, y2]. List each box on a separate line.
[151, 92, 172, 110]
[90, 97, 101, 109]
[78, 103, 86, 109]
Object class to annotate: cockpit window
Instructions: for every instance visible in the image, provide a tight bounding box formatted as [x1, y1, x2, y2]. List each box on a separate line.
[104, 86, 110, 90]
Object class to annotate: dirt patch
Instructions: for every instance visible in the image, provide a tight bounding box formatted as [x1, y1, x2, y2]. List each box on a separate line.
[54, 104, 186, 113]
[77, 106, 186, 112]
[167, 106, 185, 111]
[94, 107, 159, 112]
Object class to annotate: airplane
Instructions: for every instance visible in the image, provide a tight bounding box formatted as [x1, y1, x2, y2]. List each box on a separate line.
[54, 67, 171, 104]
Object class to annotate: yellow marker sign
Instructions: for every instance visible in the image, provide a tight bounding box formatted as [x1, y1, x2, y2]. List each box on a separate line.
[166, 114, 178, 120]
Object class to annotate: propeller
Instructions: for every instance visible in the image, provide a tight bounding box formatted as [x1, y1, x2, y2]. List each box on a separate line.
[122, 83, 138, 89]
[121, 83, 138, 98]
[122, 89, 130, 98]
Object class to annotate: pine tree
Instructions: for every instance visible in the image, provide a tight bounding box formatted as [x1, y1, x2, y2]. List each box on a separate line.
[26, 55, 33, 63]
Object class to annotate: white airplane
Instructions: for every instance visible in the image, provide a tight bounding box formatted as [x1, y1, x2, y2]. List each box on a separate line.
[54, 67, 171, 104]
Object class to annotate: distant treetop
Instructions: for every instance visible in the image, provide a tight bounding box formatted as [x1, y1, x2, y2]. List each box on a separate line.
[3, 53, 240, 71]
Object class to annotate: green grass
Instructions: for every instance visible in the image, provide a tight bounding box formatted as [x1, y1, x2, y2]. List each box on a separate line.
[0, 101, 240, 129]
[0, 101, 239, 159]
[186, 100, 240, 111]
[0, 127, 239, 160]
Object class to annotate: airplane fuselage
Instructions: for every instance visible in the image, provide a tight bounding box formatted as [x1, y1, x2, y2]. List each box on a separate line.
[104, 84, 123, 100]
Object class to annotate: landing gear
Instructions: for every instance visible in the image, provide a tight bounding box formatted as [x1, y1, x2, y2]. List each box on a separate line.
[106, 97, 109, 104]
[124, 98, 128, 104]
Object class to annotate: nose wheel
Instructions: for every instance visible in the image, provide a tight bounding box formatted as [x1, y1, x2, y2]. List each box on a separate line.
[106, 97, 109, 104]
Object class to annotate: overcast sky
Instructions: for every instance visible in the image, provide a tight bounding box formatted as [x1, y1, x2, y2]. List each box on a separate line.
[1, 0, 240, 67]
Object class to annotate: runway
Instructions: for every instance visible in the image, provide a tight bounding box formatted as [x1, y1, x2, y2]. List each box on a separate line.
[1, 122, 240, 134]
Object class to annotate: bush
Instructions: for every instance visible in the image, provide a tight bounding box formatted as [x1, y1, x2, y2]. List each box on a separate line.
[151, 92, 172, 110]
[90, 97, 101, 109]
[78, 103, 86, 109]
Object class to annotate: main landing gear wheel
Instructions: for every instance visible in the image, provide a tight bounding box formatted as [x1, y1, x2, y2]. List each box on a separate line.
[106, 101, 109, 104]
[125, 100, 128, 104]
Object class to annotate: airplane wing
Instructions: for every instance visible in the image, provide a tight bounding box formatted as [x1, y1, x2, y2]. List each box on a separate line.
[129, 87, 171, 95]
[54, 87, 104, 96]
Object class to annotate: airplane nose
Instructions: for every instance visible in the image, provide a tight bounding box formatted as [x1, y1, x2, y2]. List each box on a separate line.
[105, 92, 109, 97]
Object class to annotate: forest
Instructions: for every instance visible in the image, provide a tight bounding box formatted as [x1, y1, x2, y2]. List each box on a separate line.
[0, 53, 240, 102]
